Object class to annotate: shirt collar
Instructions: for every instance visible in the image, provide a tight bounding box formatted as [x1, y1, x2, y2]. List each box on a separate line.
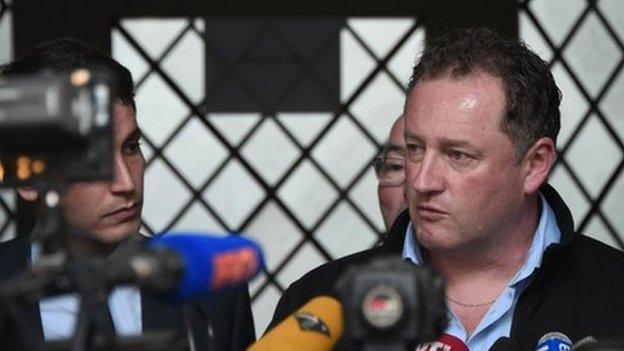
[402, 220, 424, 265]
[508, 193, 561, 286]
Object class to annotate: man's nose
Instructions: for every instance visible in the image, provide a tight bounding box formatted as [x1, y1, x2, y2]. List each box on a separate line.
[109, 155, 135, 193]
[411, 154, 445, 194]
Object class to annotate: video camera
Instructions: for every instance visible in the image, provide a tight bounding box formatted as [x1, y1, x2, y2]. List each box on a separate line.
[336, 256, 448, 351]
[0, 68, 113, 187]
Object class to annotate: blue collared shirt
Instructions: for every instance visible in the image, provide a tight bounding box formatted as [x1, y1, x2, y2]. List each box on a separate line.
[402, 194, 561, 351]
[32, 245, 142, 340]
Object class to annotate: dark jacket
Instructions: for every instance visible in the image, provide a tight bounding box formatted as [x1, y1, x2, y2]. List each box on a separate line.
[0, 232, 255, 351]
[268, 184, 624, 349]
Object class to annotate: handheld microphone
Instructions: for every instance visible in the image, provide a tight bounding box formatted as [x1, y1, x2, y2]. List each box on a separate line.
[573, 336, 597, 350]
[536, 332, 572, 351]
[489, 337, 520, 351]
[573, 337, 624, 351]
[115, 233, 265, 301]
[248, 296, 343, 351]
[416, 333, 468, 351]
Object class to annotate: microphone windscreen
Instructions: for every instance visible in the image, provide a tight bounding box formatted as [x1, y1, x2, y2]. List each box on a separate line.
[149, 233, 264, 300]
[573, 339, 624, 351]
[248, 296, 343, 351]
[439, 334, 469, 351]
[573, 336, 596, 350]
[536, 332, 572, 351]
[417, 333, 468, 351]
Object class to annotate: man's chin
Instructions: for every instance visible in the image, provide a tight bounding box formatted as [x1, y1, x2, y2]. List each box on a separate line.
[92, 222, 140, 245]
[414, 226, 460, 252]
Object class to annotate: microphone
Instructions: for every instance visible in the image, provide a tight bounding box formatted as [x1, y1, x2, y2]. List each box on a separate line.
[416, 333, 468, 351]
[114, 233, 265, 301]
[489, 337, 520, 351]
[536, 332, 572, 351]
[248, 296, 343, 351]
[573, 336, 597, 350]
[573, 337, 624, 351]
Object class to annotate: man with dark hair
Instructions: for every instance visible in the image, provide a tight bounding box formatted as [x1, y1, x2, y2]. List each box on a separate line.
[0, 38, 255, 350]
[268, 28, 624, 350]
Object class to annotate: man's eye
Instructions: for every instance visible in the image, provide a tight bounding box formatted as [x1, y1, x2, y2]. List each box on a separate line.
[406, 143, 424, 162]
[406, 143, 418, 151]
[124, 141, 142, 154]
[385, 163, 404, 173]
[406, 143, 424, 154]
[448, 150, 470, 161]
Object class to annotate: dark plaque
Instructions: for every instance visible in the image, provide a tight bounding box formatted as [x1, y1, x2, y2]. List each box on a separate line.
[205, 18, 341, 113]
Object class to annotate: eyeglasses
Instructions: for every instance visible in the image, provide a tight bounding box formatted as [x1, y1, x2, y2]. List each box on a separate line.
[371, 157, 405, 186]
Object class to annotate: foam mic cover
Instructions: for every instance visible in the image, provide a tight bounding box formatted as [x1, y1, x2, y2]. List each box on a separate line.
[145, 233, 264, 301]
[572, 336, 597, 350]
[573, 338, 624, 351]
[248, 296, 343, 351]
[490, 337, 520, 351]
[416, 333, 468, 351]
[536, 332, 572, 351]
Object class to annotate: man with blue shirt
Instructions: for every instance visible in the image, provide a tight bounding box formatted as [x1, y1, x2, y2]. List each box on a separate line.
[0, 38, 255, 350]
[268, 27, 624, 350]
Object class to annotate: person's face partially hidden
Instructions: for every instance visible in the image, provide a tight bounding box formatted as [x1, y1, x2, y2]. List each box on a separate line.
[378, 116, 407, 229]
[404, 72, 528, 255]
[60, 102, 145, 244]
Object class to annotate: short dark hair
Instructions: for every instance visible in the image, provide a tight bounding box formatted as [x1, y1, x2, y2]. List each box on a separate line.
[0, 37, 135, 110]
[407, 27, 561, 159]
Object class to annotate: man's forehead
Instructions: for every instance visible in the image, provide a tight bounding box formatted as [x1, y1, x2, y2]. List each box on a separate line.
[405, 74, 505, 126]
[113, 102, 139, 136]
[407, 71, 504, 102]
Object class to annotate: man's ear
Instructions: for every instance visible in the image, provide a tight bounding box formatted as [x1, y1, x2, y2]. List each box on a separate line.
[522, 137, 557, 194]
[17, 187, 39, 202]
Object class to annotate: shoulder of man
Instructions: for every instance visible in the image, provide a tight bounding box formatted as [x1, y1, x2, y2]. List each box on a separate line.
[514, 232, 624, 346]
[564, 233, 624, 274]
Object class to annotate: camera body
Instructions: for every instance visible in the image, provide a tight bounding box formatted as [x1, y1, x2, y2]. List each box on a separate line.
[337, 256, 448, 350]
[0, 69, 113, 186]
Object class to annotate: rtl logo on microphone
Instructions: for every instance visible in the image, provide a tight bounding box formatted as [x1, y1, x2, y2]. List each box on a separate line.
[416, 341, 452, 351]
[211, 247, 260, 290]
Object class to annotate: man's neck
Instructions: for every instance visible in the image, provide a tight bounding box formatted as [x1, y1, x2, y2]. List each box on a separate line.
[428, 196, 540, 282]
